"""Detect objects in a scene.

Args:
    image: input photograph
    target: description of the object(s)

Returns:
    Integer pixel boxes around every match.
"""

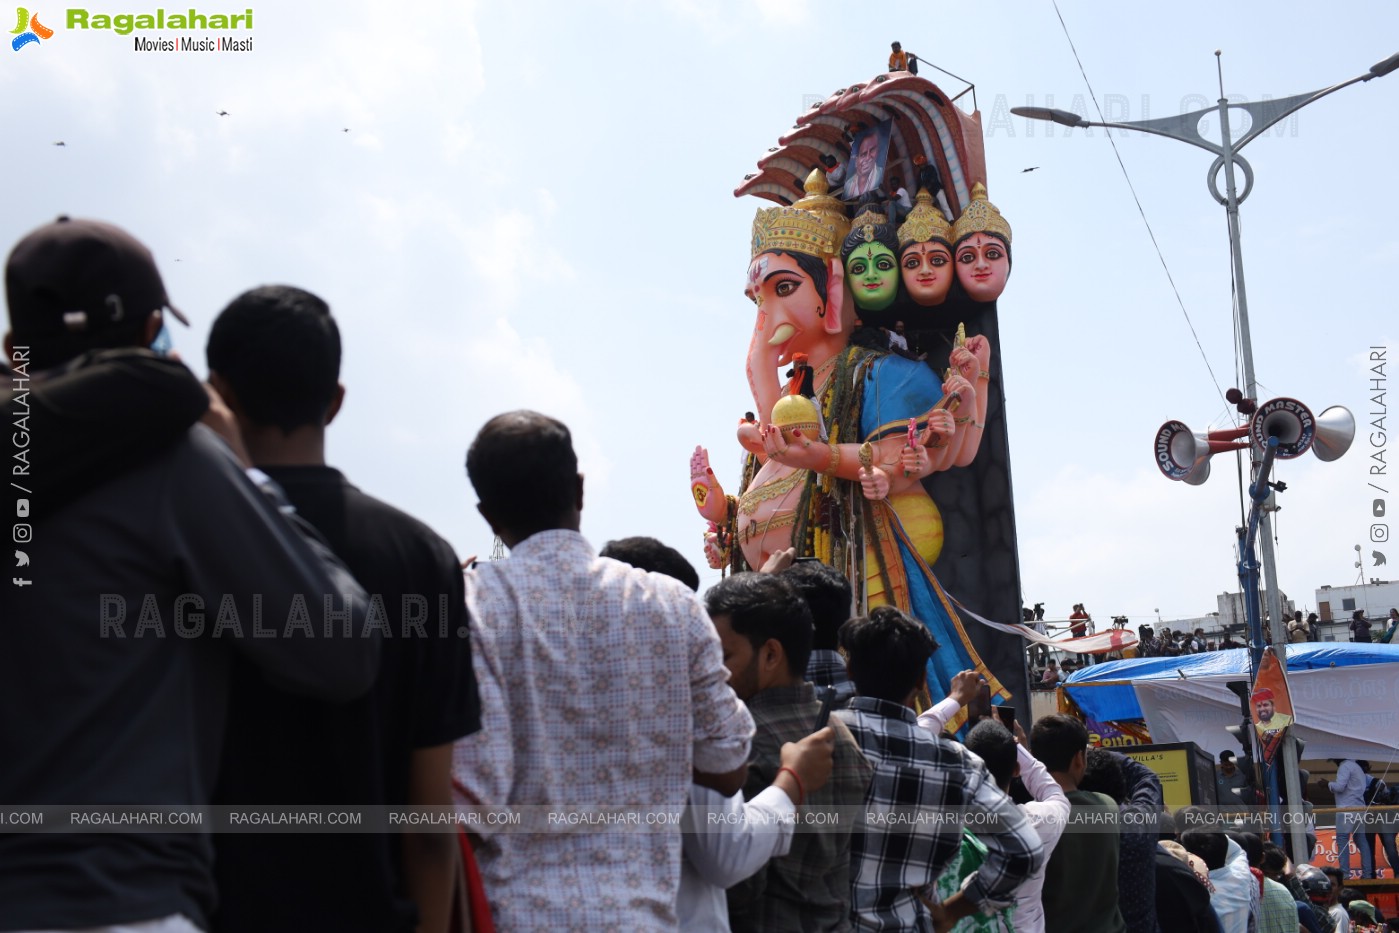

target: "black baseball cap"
[6,216,188,366]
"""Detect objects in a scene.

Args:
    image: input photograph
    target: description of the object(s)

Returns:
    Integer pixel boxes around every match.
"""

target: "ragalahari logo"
[11,7,53,51]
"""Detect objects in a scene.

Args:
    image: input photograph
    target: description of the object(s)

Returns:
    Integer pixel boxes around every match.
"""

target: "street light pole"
[1014,49,1397,862]
[1208,55,1302,854]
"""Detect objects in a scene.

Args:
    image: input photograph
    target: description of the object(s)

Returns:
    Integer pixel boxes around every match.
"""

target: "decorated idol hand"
[966,334,991,371]
[860,464,891,500]
[942,373,975,411]
[737,420,766,457]
[946,338,990,467]
[689,446,730,524]
[950,335,991,383]
[761,426,827,472]
[921,408,955,447]
[702,525,727,570]
[899,442,930,479]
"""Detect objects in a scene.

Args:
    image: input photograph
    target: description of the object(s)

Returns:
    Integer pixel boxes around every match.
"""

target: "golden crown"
[950,182,1012,246]
[897,188,952,248]
[751,170,850,259]
[849,204,889,231]
[751,207,842,260]
[793,169,852,242]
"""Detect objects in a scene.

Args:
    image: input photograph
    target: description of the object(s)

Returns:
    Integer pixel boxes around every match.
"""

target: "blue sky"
[4,1,1396,627]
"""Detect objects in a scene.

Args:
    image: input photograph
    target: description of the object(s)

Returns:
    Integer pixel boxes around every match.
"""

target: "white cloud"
[459,199,576,311]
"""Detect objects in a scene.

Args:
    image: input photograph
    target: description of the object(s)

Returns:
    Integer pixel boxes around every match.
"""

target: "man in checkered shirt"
[835,606,1045,931]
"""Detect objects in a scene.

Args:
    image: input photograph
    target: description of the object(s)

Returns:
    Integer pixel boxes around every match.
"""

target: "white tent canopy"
[1061,644,1399,762]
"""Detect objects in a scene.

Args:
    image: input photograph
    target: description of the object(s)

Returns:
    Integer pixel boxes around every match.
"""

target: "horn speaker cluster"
[1154,397,1355,483]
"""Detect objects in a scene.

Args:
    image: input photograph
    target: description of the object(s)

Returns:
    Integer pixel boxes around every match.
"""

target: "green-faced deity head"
[841,208,900,312]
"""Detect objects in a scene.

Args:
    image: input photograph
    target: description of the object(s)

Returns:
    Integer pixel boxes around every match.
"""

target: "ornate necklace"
[737,468,807,515]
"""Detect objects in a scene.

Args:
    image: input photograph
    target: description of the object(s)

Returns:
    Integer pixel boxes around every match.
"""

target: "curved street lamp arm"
[1012,105,1226,156]
[1230,73,1373,152]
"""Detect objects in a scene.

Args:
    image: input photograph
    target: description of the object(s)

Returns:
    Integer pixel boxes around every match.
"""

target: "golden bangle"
[977,369,991,380]
[823,443,841,475]
[955,415,972,425]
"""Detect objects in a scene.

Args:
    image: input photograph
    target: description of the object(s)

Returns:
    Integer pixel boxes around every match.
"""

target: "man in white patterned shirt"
[452,411,755,932]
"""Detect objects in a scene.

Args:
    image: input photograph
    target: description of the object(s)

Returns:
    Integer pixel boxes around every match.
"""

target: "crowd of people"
[2,219,479,933]
[4,217,1397,932]
[1026,605,1399,687]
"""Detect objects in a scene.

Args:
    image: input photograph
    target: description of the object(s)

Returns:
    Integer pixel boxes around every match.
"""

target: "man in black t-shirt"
[206,285,481,933]
[1350,609,1374,643]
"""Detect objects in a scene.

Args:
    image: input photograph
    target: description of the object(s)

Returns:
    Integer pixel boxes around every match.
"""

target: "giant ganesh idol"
[691,71,1032,713]
[690,169,1010,708]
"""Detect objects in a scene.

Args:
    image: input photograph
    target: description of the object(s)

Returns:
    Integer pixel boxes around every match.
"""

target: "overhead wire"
[1049,1,1232,416]
[1052,0,1253,528]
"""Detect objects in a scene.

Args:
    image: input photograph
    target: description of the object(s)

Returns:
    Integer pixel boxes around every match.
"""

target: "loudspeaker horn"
[1250,398,1315,459]
[1155,421,1251,482]
[1155,421,1208,481]
[1311,405,1355,462]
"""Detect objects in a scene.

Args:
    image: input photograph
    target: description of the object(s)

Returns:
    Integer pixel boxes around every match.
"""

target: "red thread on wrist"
[777,766,805,806]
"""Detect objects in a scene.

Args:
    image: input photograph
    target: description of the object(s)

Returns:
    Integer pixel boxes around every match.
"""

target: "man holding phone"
[963,719,1070,933]
[836,606,1044,931]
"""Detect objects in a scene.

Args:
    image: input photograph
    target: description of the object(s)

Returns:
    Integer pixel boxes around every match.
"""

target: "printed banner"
[1085,718,1149,749]
[1249,647,1294,766]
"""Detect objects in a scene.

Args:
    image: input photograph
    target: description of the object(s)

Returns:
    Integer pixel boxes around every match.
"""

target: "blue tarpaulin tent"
[1061,643,1399,761]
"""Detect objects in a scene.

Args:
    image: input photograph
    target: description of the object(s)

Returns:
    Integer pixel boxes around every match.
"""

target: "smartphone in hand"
[814,686,836,730]
[969,681,993,723]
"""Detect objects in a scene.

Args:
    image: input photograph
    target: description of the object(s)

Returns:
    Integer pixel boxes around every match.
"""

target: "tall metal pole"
[1014,50,1398,863]
[1238,441,1287,844]
[1215,53,1306,858]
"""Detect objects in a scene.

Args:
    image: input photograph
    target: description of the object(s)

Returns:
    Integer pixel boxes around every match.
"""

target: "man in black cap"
[0,217,379,933]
